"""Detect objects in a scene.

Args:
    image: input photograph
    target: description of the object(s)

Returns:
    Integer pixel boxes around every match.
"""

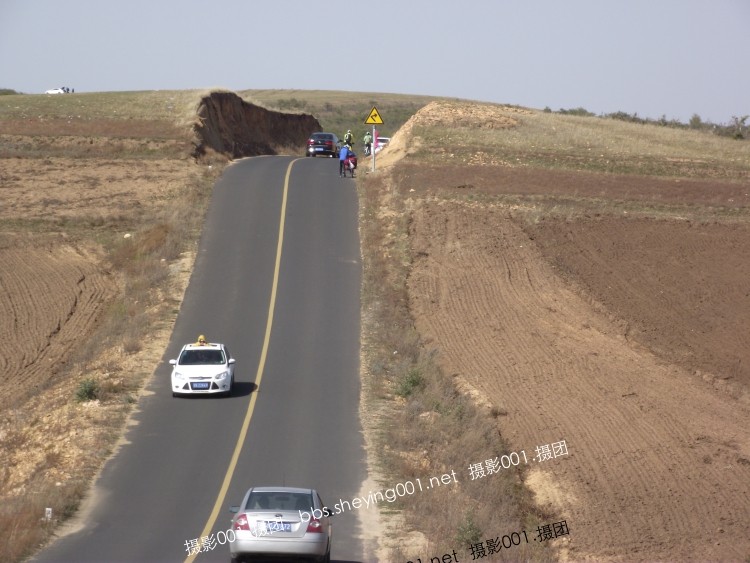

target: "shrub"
[689,113,702,129]
[394,366,425,397]
[543,106,552,113]
[123,337,142,355]
[455,510,482,548]
[605,110,641,123]
[276,98,307,110]
[558,107,596,117]
[0,88,22,95]
[74,378,99,402]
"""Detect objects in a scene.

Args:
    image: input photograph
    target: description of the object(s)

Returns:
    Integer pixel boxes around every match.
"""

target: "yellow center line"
[185,157,300,563]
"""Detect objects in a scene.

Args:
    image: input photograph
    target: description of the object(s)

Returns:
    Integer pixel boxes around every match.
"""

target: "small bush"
[74,378,99,402]
[0,88,22,96]
[558,107,596,117]
[276,98,307,110]
[490,406,508,417]
[394,366,425,397]
[689,113,702,129]
[543,106,552,113]
[122,337,142,355]
[96,379,123,402]
[455,510,482,548]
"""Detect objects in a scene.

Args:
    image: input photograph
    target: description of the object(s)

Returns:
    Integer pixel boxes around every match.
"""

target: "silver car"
[229,487,332,562]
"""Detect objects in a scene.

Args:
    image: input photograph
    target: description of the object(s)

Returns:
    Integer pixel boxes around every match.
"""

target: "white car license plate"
[265,521,292,532]
[191,382,210,390]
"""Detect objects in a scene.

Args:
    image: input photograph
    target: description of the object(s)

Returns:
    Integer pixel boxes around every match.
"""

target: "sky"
[1,0,748,124]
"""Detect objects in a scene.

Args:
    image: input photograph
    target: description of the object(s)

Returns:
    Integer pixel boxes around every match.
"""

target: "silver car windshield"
[246,492,313,512]
[178,350,225,365]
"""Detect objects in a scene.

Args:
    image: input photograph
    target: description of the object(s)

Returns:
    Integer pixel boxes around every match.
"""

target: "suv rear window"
[178,349,226,365]
[246,491,313,511]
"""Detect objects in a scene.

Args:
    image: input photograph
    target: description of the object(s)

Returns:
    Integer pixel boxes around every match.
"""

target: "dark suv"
[306,132,340,158]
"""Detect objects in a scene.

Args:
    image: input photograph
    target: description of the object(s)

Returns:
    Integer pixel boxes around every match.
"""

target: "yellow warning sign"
[364,106,384,124]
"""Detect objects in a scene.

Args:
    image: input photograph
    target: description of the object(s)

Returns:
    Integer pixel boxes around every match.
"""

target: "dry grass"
[0,477,86,562]
[0,90,205,123]
[358,171,554,561]
[398,101,750,178]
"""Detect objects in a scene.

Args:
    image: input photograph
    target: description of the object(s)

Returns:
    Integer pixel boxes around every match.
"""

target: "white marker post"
[364,106,384,173]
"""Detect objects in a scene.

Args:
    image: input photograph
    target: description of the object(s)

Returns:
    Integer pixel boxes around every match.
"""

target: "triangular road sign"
[364,106,384,124]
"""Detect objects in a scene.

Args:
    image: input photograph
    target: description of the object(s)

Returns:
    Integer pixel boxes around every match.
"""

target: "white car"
[169,342,235,397]
[374,137,391,153]
[45,88,66,95]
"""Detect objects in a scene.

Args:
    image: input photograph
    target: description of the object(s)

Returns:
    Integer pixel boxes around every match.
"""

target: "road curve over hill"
[34,156,367,563]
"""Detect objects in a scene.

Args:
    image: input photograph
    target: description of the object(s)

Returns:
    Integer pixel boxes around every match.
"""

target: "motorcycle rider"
[339,144,350,177]
[363,131,373,155]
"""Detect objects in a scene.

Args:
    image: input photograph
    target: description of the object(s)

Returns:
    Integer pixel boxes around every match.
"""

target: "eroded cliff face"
[194,92,321,158]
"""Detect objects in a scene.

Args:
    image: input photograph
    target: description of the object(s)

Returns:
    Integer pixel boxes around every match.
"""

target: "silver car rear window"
[178,350,226,365]
[246,491,313,512]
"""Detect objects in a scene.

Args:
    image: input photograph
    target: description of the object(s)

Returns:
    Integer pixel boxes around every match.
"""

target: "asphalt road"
[34,156,366,563]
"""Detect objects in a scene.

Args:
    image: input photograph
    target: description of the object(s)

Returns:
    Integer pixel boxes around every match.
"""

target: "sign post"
[364,106,384,172]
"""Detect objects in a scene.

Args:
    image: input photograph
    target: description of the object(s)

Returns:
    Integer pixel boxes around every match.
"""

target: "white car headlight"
[173,372,185,380]
[215,371,229,380]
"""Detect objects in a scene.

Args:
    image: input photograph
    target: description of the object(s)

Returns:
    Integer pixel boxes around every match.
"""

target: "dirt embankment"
[193,91,321,159]
[376,101,525,168]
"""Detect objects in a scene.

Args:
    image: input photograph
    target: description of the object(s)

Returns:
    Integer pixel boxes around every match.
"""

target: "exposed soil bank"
[194,92,321,158]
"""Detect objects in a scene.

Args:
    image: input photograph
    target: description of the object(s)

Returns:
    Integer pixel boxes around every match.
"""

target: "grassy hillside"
[400,102,750,179]
[239,88,448,147]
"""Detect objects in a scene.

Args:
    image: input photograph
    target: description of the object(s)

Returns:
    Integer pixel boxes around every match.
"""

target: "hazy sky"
[1,1,748,123]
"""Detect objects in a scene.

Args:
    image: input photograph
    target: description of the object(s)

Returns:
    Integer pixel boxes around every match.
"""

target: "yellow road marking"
[185,158,299,563]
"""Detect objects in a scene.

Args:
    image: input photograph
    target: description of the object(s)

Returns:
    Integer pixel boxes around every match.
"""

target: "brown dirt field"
[407,201,750,561]
[523,217,750,392]
[0,237,115,409]
[0,157,196,221]
[394,164,750,208]
[0,119,185,138]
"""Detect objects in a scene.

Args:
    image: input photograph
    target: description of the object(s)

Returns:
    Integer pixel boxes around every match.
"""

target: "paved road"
[34,156,366,563]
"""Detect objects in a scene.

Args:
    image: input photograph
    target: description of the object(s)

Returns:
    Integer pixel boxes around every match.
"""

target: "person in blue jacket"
[339,144,349,177]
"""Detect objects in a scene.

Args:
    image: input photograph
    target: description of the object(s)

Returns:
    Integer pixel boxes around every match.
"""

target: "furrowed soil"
[0,237,114,409]
[408,202,750,561]
[375,101,750,561]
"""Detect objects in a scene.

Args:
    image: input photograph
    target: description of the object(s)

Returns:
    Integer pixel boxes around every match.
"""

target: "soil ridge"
[193,91,321,159]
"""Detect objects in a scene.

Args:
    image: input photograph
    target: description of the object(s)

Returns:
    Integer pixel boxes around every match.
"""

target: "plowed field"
[408,201,750,561]
[0,239,114,408]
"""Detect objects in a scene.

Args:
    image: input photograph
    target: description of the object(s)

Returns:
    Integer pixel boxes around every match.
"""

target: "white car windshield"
[178,349,225,365]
